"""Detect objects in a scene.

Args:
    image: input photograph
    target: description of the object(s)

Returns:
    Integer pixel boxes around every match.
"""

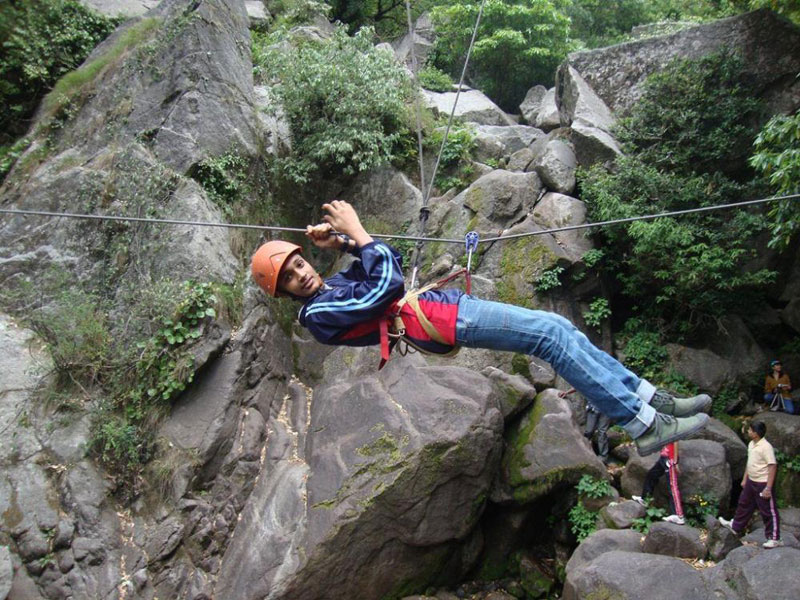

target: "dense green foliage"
[615,52,761,175]
[750,110,800,247]
[253,26,413,184]
[417,65,454,92]
[429,0,572,111]
[564,0,653,48]
[580,52,775,337]
[0,0,119,143]
[568,475,613,541]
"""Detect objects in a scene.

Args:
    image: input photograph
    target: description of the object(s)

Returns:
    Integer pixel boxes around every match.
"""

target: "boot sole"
[635,413,710,456]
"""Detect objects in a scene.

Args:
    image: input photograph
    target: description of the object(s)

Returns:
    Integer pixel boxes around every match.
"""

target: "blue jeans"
[455,295,657,437]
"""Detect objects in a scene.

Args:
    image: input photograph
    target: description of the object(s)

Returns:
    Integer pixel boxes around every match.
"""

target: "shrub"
[418,65,454,92]
[750,110,800,247]
[615,51,761,177]
[580,51,776,335]
[583,297,611,332]
[253,26,413,184]
[0,0,121,142]
[576,474,613,499]
[568,501,598,542]
[632,504,667,533]
[619,323,668,382]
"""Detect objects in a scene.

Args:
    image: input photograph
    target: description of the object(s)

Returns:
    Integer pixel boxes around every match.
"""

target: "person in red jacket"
[251,201,712,456]
[633,442,685,524]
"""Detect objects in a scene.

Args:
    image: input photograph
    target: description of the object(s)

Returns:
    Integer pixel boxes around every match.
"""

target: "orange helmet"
[251,240,302,297]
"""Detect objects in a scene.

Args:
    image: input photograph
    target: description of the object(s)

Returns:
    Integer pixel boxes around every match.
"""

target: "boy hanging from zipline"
[251,200,712,456]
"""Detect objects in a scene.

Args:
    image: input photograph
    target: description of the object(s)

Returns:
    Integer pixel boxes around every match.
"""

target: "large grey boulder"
[530,139,577,195]
[473,125,545,160]
[0,546,11,600]
[492,390,607,504]
[393,13,436,71]
[341,166,423,236]
[530,193,593,260]
[568,121,622,167]
[705,546,800,600]
[0,315,125,600]
[705,514,743,561]
[216,359,505,600]
[534,88,561,131]
[565,528,643,575]
[667,318,766,393]
[65,0,260,174]
[555,65,616,132]
[691,417,748,483]
[447,169,543,236]
[643,522,707,559]
[423,89,516,126]
[79,0,158,18]
[597,499,646,530]
[519,85,547,125]
[563,551,710,600]
[621,440,731,509]
[750,412,800,455]
[1,0,255,300]
[566,9,800,116]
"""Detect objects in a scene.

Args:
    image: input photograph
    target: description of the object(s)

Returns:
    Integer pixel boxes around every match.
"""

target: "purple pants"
[732,479,780,540]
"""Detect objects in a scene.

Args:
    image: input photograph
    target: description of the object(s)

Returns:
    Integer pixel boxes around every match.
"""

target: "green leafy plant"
[418,65,453,92]
[750,110,800,247]
[582,248,604,268]
[619,322,668,381]
[632,504,667,533]
[583,297,611,332]
[191,153,250,215]
[712,385,738,417]
[535,265,564,292]
[253,26,412,184]
[775,450,800,474]
[568,501,598,542]
[576,474,613,499]
[683,493,719,528]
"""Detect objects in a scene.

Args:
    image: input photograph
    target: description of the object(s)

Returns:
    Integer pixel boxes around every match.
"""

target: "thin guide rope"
[2,193,798,244]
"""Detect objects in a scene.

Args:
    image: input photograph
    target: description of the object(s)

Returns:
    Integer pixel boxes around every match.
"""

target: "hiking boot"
[632,495,648,507]
[763,539,783,549]
[649,389,713,417]
[663,514,686,525]
[634,412,710,456]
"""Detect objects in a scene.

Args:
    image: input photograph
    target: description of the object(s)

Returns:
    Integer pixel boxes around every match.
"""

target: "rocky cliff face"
[1,3,800,600]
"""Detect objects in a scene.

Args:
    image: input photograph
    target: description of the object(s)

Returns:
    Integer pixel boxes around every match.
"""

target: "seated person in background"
[764,359,791,411]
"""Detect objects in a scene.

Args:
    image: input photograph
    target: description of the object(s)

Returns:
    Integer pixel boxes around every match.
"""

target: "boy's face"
[747,427,759,441]
[278,253,322,297]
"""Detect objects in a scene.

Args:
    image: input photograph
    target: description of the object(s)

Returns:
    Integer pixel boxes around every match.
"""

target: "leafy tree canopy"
[429,0,572,111]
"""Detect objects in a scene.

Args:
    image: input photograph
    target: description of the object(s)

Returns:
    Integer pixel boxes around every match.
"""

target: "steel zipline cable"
[2,192,799,245]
